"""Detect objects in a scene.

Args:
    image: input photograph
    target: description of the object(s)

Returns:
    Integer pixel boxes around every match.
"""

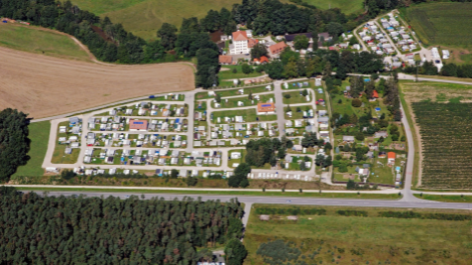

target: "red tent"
[372,90,379,98]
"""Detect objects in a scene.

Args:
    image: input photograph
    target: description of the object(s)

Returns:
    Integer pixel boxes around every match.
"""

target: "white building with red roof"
[230,31,250,55]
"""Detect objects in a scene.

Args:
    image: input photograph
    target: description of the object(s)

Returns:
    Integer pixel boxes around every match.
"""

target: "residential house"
[219,55,233,65]
[343,136,355,143]
[388,152,396,165]
[375,131,388,138]
[269,42,287,57]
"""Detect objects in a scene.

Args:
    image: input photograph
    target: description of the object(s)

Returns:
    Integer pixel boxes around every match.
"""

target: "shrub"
[351,98,362,107]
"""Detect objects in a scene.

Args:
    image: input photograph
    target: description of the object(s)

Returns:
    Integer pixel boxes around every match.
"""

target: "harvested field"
[0,47,194,119]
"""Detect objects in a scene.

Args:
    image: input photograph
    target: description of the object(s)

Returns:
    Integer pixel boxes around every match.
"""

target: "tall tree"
[0,109,30,182]
[157,23,178,50]
[225,239,248,265]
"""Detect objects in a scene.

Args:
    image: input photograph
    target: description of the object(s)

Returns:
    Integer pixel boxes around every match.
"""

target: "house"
[253,56,269,64]
[130,120,148,131]
[378,151,387,158]
[231,152,241,159]
[257,102,275,115]
[269,42,287,56]
[442,50,450,60]
[343,136,355,143]
[375,131,388,138]
[69,117,79,125]
[219,55,233,65]
[318,32,332,43]
[65,148,72,154]
[388,152,396,164]
[230,31,249,55]
[248,38,259,48]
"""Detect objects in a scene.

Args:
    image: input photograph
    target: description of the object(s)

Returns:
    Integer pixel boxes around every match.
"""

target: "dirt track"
[0,47,194,118]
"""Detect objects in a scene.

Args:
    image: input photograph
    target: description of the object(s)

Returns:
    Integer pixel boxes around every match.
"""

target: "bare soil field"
[0,47,194,119]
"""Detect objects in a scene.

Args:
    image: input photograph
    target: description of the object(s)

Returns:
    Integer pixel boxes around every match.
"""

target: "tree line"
[0,108,30,183]
[0,187,244,264]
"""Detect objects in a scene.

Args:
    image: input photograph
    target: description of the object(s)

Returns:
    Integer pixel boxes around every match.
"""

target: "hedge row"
[255,207,326,215]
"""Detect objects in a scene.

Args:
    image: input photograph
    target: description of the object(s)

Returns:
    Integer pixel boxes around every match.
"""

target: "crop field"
[0,47,194,119]
[69,0,241,40]
[0,24,91,61]
[245,204,472,264]
[412,102,472,189]
[403,3,472,47]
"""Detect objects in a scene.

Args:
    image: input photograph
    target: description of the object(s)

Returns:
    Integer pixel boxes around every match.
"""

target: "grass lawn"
[284,105,312,120]
[219,65,263,80]
[213,94,274,109]
[11,121,51,177]
[282,90,311,104]
[228,149,246,168]
[0,24,90,61]
[195,86,269,100]
[305,0,363,14]
[69,0,242,40]
[414,194,472,203]
[51,145,80,164]
[245,204,472,264]
[212,109,277,123]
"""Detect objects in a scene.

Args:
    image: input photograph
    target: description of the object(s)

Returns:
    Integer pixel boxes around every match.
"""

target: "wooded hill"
[0,187,244,264]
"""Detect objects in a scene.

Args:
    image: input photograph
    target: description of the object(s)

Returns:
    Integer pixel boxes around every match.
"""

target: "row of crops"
[412,102,472,189]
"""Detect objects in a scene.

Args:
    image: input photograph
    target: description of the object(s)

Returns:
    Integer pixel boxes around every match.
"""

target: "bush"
[355,132,365,141]
[351,98,362,107]
[336,210,368,217]
[186,177,198,186]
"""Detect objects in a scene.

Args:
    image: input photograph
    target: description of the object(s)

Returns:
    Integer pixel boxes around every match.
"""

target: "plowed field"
[0,47,194,119]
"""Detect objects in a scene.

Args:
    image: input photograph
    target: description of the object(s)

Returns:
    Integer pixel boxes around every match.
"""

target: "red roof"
[387,152,396,159]
[259,56,269,63]
[129,120,148,130]
[248,38,259,48]
[232,31,248,41]
[257,103,275,112]
[219,55,232,64]
[373,90,379,98]
[254,56,269,64]
[269,42,287,54]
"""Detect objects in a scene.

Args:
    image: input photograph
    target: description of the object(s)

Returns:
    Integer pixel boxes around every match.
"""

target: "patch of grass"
[213,94,274,108]
[0,24,90,61]
[414,194,472,203]
[305,0,363,14]
[403,3,472,48]
[11,121,51,178]
[211,109,277,123]
[245,204,472,264]
[282,90,311,104]
[70,0,242,40]
[219,65,264,80]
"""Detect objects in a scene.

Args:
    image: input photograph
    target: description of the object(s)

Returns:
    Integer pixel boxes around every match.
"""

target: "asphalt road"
[39,191,472,211]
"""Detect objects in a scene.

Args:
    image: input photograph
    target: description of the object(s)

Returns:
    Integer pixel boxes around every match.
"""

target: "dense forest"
[0,109,30,183]
[0,187,244,264]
